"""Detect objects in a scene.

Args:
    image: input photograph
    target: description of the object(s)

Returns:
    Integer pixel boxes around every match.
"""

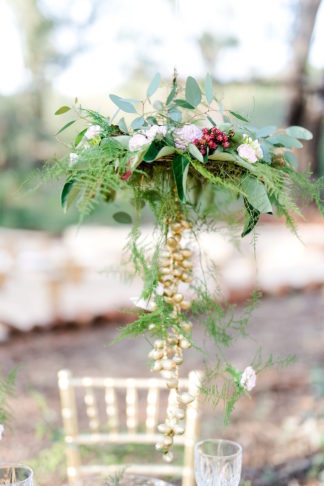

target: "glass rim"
[0,464,33,481]
[195,439,242,459]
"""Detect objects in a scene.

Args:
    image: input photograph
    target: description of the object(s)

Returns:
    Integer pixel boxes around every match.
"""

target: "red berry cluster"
[193,127,234,156]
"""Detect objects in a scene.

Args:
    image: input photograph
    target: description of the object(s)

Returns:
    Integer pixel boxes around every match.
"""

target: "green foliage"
[0,369,16,426]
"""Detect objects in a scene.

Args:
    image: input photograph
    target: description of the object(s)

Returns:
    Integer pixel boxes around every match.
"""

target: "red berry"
[223,141,230,148]
[217,135,223,141]
[202,128,209,134]
[194,139,199,145]
[200,148,206,155]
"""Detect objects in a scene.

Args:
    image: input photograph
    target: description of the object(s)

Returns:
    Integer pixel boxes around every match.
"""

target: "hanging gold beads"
[148,215,195,461]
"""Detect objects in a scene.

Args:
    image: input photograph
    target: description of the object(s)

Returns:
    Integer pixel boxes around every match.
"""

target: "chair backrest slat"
[125,379,139,434]
[105,386,119,433]
[83,380,99,432]
[146,381,160,434]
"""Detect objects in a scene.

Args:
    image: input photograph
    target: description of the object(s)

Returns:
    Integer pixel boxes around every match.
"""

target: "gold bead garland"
[148,215,195,461]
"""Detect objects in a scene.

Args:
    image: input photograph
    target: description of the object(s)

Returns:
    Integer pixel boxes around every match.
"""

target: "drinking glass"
[0,465,33,486]
[194,439,242,486]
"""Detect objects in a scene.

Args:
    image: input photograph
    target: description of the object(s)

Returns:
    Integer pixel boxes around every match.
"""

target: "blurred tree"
[198,32,238,74]
[287,0,323,175]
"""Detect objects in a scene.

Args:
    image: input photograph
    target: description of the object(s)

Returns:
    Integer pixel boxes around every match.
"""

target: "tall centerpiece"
[43,73,323,460]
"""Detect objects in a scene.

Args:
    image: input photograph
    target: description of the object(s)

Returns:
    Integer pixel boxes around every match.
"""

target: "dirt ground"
[0,290,324,485]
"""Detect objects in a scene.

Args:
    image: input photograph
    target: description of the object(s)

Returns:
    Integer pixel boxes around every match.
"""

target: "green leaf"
[255,126,276,138]
[207,115,216,126]
[153,100,164,111]
[174,99,195,109]
[241,198,260,237]
[188,143,203,162]
[155,146,176,160]
[229,111,249,122]
[74,128,87,147]
[131,116,145,129]
[61,179,80,213]
[56,120,76,135]
[185,76,202,108]
[172,155,190,202]
[205,73,213,105]
[208,152,235,162]
[267,134,303,148]
[143,141,160,162]
[55,106,71,115]
[113,211,132,224]
[241,176,272,214]
[147,72,161,98]
[114,135,131,149]
[260,142,272,164]
[166,84,176,105]
[168,107,182,122]
[109,94,137,113]
[286,125,313,140]
[284,150,298,169]
[118,117,128,134]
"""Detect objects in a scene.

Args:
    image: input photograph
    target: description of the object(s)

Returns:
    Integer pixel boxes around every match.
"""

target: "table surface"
[83,475,174,485]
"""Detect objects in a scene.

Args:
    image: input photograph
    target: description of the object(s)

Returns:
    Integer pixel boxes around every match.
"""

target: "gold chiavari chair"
[58,369,202,486]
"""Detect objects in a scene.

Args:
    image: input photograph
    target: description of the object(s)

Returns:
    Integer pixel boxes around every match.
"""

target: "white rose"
[129,133,151,152]
[0,424,4,440]
[237,144,258,163]
[240,366,256,391]
[173,124,202,151]
[130,296,156,312]
[69,153,79,167]
[146,125,167,141]
[84,125,102,140]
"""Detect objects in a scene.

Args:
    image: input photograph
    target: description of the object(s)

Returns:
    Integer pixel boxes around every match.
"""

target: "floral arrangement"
[42,73,323,460]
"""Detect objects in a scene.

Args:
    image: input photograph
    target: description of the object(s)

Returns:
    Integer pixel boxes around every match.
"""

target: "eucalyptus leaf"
[229,111,249,122]
[205,73,213,105]
[286,125,313,140]
[168,107,182,122]
[118,117,128,134]
[131,116,145,129]
[174,99,195,109]
[166,84,176,105]
[153,100,164,111]
[189,143,204,162]
[113,211,132,224]
[61,179,79,213]
[109,94,137,113]
[114,135,131,149]
[207,116,216,126]
[55,106,71,115]
[267,134,303,149]
[185,76,202,108]
[172,155,190,202]
[147,72,161,98]
[241,176,272,214]
[56,120,76,135]
[255,126,276,138]
[284,150,298,169]
[260,142,272,164]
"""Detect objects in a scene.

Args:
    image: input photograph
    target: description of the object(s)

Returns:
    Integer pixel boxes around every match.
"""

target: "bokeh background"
[0,0,324,484]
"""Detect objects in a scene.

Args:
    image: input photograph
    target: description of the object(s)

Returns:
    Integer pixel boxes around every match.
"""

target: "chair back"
[58,369,202,486]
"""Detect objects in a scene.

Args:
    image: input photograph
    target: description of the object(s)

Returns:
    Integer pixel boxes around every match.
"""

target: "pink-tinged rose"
[121,170,132,181]
[173,124,203,151]
[240,366,256,391]
[84,125,102,140]
[237,143,258,163]
[146,125,167,140]
[129,133,150,152]
[69,153,79,167]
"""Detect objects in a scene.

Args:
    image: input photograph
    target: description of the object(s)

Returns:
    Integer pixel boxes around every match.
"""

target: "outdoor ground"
[0,290,324,485]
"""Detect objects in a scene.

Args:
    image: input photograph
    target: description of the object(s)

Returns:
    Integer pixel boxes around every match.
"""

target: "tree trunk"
[287,0,323,174]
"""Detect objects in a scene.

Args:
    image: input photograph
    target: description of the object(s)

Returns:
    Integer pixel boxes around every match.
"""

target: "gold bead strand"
[148,215,194,461]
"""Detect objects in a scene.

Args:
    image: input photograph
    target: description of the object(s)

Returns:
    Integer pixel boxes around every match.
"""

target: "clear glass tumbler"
[194,439,242,486]
[0,465,33,486]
